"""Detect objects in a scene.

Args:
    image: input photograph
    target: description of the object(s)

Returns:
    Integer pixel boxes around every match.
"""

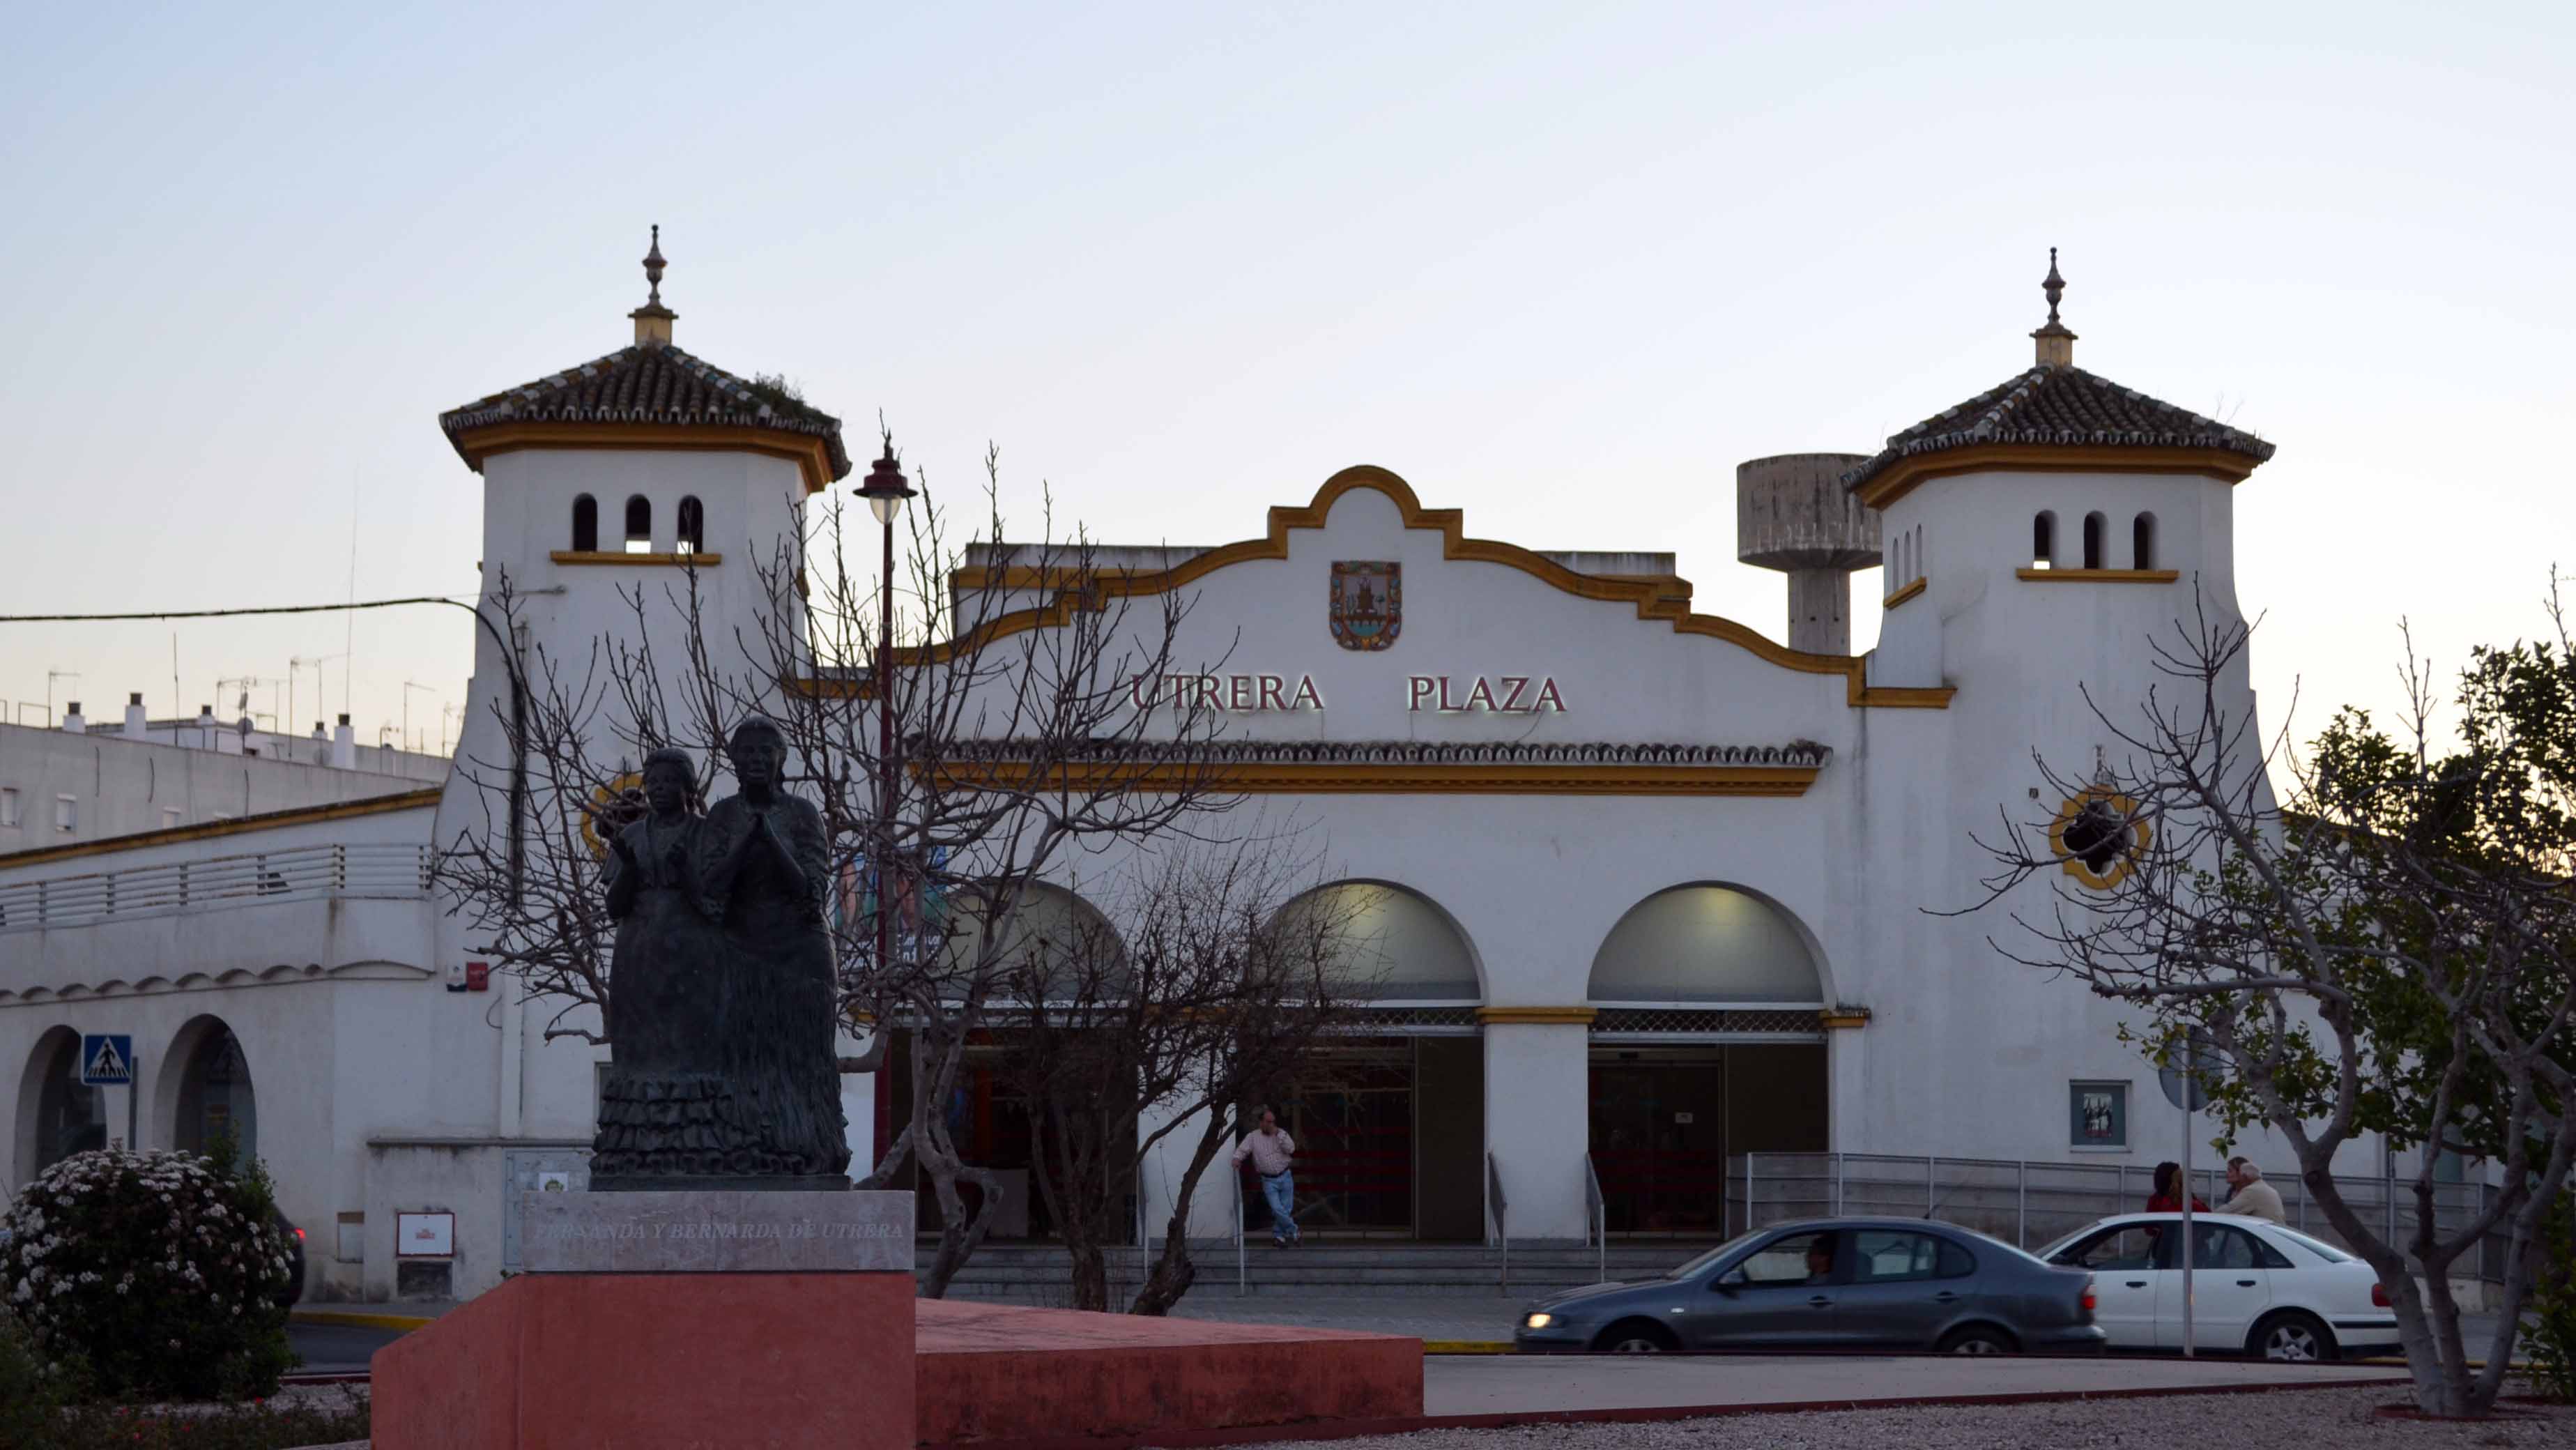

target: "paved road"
[1167,1291,2511,1356]
[289,1320,406,1375]
[1423,1352,2407,1414]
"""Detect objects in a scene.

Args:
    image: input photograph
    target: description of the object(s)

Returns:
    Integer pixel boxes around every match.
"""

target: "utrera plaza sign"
[1128,673,1569,715]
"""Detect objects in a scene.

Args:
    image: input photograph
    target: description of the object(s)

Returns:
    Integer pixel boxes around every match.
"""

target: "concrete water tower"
[1736,452,1880,655]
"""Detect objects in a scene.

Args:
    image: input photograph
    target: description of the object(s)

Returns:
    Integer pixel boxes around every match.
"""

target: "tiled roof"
[1844,365,2274,490]
[439,344,852,480]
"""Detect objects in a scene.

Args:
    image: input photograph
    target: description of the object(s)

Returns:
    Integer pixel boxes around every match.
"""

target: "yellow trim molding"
[550,550,724,567]
[879,468,1952,710]
[2048,786,2154,891]
[1853,443,2264,511]
[0,789,443,869]
[1476,1006,1599,1025]
[1820,1007,1873,1030]
[450,421,838,494]
[2015,567,2179,584]
[926,759,1820,798]
[1883,577,1926,609]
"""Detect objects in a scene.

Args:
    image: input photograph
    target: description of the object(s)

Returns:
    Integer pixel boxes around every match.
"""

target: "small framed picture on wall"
[2070,1081,2128,1151]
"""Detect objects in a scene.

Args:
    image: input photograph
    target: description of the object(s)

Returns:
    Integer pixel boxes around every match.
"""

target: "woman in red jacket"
[2145,1160,2209,1241]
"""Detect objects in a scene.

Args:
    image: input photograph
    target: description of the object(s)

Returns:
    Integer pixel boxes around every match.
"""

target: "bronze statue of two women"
[590,716,852,1191]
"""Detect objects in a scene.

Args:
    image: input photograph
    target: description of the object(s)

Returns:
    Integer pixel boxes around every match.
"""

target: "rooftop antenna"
[46,669,80,724]
[288,653,347,743]
[402,681,435,754]
[344,464,360,715]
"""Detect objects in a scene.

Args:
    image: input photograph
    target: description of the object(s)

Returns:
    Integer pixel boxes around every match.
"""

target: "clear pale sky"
[3,2,2569,761]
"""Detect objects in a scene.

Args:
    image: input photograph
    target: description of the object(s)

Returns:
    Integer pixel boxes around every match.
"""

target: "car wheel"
[1593,1320,1676,1354]
[1936,1325,2019,1355]
[2251,1311,2336,1364]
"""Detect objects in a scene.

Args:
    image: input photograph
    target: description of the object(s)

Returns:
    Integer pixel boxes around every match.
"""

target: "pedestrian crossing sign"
[79,1034,134,1086]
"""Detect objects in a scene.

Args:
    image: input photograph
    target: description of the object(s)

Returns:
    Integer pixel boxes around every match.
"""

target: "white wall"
[0,722,437,852]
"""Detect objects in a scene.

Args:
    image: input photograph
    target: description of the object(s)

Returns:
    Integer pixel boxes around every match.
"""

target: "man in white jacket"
[2220,1157,2287,1225]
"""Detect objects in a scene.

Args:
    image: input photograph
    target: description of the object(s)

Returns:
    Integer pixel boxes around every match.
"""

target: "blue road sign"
[79,1033,134,1086]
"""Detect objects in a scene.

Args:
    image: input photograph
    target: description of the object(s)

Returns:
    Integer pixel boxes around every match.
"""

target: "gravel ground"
[1255,1385,2572,1450]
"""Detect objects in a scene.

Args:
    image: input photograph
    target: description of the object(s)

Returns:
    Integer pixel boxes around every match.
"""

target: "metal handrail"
[1583,1152,1607,1285]
[0,841,431,933]
[1233,1157,1246,1295]
[1486,1150,1508,1295]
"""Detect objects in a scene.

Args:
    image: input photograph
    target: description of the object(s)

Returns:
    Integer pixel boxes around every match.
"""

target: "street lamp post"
[855,441,917,984]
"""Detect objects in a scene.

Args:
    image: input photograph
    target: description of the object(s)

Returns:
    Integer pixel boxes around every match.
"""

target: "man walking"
[1232,1106,1301,1247]
[2219,1157,2287,1224]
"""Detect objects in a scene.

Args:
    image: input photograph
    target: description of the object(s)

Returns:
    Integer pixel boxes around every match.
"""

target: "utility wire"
[0,595,493,624]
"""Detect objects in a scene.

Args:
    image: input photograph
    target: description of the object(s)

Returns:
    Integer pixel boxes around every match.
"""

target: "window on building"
[2032,512,2055,570]
[2082,512,2106,570]
[162,807,181,830]
[572,494,599,552]
[2132,512,2156,570]
[1,787,18,827]
[624,495,652,554]
[676,496,705,555]
[54,795,75,834]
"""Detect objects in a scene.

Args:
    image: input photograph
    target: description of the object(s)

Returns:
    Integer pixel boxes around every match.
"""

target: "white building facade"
[5,252,2345,1304]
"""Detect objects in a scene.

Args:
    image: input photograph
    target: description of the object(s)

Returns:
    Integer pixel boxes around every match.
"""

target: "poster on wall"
[2070,1083,2128,1150]
[395,1212,456,1258]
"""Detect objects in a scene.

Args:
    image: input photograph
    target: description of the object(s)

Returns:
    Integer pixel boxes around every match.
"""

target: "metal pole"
[1926,1154,1937,1217]
[2384,1145,2398,1249]
[2018,1159,2028,1249]
[127,1048,140,1152]
[875,508,896,1014]
[1835,1154,1846,1216]
[1743,1153,1754,1235]
[2181,1036,2196,1358]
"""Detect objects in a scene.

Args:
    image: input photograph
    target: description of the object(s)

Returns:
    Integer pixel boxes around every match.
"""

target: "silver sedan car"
[1512,1218,2106,1355]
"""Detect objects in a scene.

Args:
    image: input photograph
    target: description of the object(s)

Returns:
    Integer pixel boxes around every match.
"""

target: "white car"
[2034,1212,2398,1362]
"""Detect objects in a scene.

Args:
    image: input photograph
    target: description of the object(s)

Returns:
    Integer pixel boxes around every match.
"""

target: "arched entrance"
[15,1027,107,1184]
[1587,884,1828,1235]
[1265,881,1485,1240]
[171,1019,259,1159]
[877,883,1122,1241]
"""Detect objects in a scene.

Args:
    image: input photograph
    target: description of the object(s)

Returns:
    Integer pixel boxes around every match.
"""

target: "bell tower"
[426,234,855,1143]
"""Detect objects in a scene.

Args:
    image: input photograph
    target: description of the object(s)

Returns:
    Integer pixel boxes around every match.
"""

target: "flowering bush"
[1,1146,294,1399]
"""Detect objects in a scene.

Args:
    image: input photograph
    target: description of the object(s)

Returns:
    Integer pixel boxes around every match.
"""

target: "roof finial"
[2030,245,2076,368]
[630,224,677,348]
[643,224,666,306]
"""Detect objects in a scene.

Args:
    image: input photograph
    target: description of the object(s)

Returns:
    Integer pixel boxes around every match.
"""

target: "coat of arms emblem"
[1329,561,1401,651]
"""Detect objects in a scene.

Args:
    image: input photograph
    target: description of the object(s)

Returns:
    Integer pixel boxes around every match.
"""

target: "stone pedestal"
[372,1191,914,1450]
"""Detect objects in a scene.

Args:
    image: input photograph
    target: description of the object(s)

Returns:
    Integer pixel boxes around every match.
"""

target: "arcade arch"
[882,882,1125,1241]
[1259,880,1485,1239]
[160,1015,258,1159]
[14,1025,107,1186]
[1585,885,1830,1236]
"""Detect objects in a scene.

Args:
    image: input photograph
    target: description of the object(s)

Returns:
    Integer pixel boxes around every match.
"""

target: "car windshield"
[2267,1226,2355,1264]
[1664,1230,1765,1279]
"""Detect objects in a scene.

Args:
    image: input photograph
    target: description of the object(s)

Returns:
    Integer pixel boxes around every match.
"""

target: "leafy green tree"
[1969,588,2576,1418]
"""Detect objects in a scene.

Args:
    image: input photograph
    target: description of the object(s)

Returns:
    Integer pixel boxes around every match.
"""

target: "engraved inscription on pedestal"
[521,1190,915,1274]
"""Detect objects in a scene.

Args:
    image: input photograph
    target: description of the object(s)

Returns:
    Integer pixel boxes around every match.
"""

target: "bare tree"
[437,445,1246,1296]
[976,832,1378,1313]
[1961,587,2576,1418]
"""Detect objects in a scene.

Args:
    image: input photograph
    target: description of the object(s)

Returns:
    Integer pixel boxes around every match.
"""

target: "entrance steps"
[923,1241,1719,1303]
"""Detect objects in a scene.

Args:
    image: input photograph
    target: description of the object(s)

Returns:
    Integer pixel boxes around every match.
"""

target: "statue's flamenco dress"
[590,814,737,1182]
[692,793,852,1182]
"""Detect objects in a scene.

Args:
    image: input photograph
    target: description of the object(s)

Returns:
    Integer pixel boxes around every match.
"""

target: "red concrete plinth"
[916,1299,1421,1446]
[371,1272,914,1450]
